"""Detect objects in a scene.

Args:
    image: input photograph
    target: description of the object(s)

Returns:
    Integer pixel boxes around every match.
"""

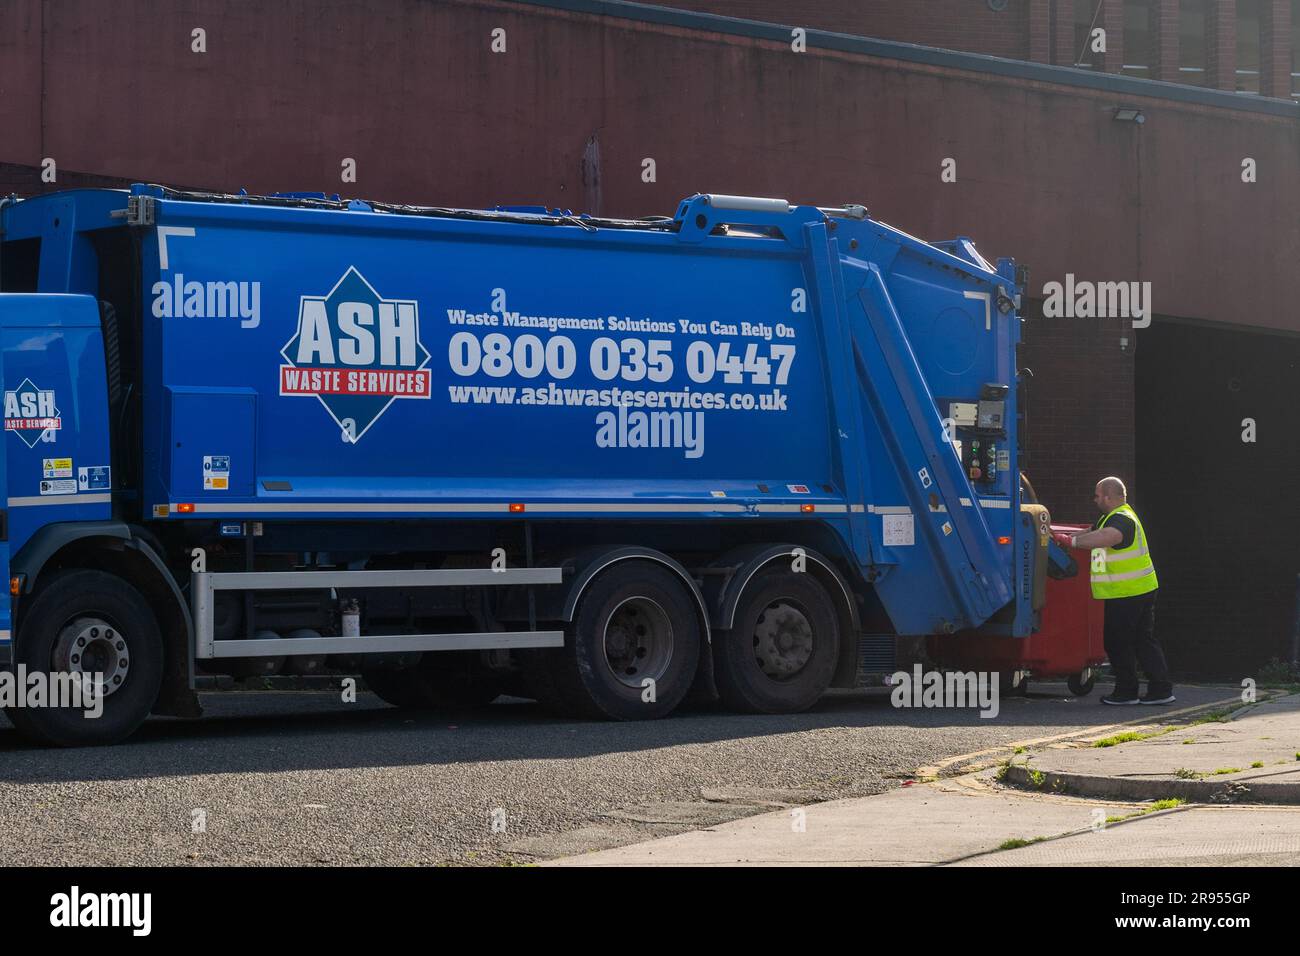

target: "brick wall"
[1261,0,1294,96]
[1018,299,1136,524]
[663,1,1298,95]
[0,162,132,199]
[1206,0,1238,89]
[653,0,1032,59]
[1136,319,1300,677]
[1154,0,1181,81]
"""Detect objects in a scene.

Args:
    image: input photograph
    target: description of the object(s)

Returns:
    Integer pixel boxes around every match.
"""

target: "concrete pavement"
[1003,692,1300,804]
[549,690,1300,866]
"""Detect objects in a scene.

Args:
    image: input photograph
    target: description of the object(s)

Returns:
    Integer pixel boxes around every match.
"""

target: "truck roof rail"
[126,183,682,233]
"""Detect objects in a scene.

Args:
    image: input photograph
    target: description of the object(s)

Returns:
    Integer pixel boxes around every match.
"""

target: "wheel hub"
[51,617,130,699]
[752,601,813,680]
[602,597,674,689]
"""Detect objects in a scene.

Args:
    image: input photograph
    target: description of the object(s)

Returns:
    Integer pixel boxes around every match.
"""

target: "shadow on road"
[0,683,1242,784]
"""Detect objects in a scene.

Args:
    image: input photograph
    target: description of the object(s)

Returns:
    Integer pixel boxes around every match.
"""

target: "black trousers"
[1103,590,1171,696]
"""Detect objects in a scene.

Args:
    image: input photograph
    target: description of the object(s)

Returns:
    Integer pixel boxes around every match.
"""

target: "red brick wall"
[654,0,1032,59]
[1154,0,1181,81]
[1,0,1295,334]
[1018,300,1135,524]
[1261,0,1293,96]
[1207,0,1238,89]
[0,162,132,198]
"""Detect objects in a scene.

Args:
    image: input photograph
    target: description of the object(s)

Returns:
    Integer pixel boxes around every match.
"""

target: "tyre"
[713,569,839,714]
[545,560,701,720]
[363,652,502,710]
[1067,671,1097,697]
[6,570,163,747]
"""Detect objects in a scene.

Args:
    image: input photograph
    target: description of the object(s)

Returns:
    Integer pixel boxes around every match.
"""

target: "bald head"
[1094,477,1127,513]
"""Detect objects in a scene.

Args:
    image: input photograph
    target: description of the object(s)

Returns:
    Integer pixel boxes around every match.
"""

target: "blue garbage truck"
[0,184,1051,744]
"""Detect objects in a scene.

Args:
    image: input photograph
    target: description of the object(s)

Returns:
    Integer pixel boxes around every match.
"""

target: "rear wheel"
[713,569,839,714]
[6,570,163,746]
[544,561,701,720]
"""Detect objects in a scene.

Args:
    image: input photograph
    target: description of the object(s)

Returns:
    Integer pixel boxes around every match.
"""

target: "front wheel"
[6,570,163,746]
[713,570,840,714]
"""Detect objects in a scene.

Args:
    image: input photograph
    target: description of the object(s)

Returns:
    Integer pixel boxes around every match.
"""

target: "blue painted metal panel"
[2,187,1036,636]
[0,294,114,557]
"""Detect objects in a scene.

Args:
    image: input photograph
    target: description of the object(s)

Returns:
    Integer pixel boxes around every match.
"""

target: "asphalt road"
[0,683,1242,865]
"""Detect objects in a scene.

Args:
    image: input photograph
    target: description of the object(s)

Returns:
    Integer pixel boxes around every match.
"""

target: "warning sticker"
[203,455,230,491]
[787,484,810,494]
[78,465,111,491]
[882,514,914,547]
[39,479,77,496]
[43,457,73,479]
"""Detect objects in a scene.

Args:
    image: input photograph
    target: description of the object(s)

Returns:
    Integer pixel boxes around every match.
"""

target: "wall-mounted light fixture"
[1113,108,1146,124]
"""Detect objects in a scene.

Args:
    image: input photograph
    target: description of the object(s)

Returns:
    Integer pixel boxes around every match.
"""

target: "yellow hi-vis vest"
[1090,503,1159,599]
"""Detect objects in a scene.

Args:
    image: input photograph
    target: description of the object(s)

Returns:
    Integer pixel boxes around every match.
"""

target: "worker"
[1068,477,1174,705]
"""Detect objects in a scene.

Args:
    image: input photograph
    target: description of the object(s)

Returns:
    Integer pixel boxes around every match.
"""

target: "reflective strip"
[850,504,866,513]
[977,498,1011,509]
[1092,565,1156,583]
[870,505,911,514]
[168,500,850,516]
[9,493,112,508]
[0,629,10,643]
[1106,545,1149,561]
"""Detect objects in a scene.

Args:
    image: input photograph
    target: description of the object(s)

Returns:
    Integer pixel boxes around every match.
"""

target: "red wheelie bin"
[926,523,1106,696]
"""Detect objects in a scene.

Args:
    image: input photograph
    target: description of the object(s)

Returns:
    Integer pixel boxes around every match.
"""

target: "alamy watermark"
[1042,274,1152,328]
[889,665,1000,719]
[0,665,103,718]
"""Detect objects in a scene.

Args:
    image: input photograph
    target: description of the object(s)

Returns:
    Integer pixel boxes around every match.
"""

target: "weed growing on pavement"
[1029,769,1045,787]
[1174,768,1200,779]
[1105,798,1185,825]
[1250,761,1264,768]
[1211,767,1242,775]
[996,836,1047,851]
[1182,739,1195,744]
[1092,726,1175,748]
[1149,798,1186,811]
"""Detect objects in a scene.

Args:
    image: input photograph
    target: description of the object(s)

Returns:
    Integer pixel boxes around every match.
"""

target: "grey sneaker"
[1101,693,1141,705]
[1140,692,1176,705]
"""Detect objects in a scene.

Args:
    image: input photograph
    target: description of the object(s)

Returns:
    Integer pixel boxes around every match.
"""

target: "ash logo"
[4,378,61,447]
[279,267,431,442]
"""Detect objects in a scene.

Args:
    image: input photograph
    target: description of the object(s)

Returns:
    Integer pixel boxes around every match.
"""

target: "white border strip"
[169,500,857,516]
[9,493,112,508]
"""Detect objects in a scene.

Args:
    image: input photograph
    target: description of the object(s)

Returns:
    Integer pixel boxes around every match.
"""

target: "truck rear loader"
[0,184,1053,745]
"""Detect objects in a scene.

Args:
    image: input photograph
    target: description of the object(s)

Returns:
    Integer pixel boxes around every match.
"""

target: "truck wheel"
[548,561,701,720]
[6,570,163,746]
[713,570,839,714]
